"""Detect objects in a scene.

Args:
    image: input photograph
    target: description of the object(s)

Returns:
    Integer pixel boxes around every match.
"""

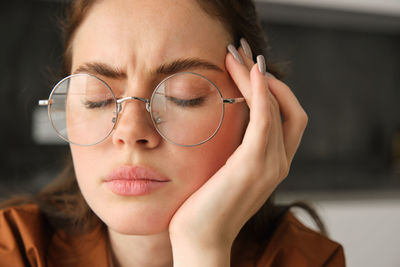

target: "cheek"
[216,103,248,149]
[180,103,248,181]
[69,146,99,206]
[69,144,113,212]
[70,146,99,180]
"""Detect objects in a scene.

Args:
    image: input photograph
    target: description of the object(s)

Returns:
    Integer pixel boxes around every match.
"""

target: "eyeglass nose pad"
[112,104,121,124]
[112,100,152,125]
[153,112,162,124]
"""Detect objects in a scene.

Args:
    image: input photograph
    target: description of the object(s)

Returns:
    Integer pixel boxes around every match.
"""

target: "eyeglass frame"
[39,72,245,147]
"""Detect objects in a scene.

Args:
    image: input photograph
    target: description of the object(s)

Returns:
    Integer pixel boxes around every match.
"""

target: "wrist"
[172,241,231,267]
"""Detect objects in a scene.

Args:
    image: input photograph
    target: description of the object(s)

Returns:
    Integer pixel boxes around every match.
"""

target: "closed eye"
[166,96,205,107]
[83,99,114,109]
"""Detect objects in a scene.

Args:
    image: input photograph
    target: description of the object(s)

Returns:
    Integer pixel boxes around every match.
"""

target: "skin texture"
[69,0,308,266]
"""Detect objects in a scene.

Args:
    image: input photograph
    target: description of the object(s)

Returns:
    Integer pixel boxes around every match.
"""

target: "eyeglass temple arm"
[39,97,244,106]
[223,97,245,104]
[39,98,244,106]
[38,100,53,106]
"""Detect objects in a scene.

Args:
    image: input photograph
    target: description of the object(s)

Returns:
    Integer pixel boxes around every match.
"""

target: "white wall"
[278,192,400,267]
[257,0,400,16]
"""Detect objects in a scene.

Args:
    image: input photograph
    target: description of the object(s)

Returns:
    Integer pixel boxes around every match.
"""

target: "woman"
[0,0,345,266]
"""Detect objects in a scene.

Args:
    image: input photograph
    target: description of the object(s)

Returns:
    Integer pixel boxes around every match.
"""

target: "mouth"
[104,165,170,196]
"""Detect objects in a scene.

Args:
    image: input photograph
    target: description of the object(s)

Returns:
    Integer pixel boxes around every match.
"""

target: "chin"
[94,205,174,235]
[107,218,170,235]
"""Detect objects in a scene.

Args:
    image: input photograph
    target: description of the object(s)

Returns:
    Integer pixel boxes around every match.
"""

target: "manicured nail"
[240,38,253,59]
[257,55,266,75]
[266,72,276,79]
[227,44,243,64]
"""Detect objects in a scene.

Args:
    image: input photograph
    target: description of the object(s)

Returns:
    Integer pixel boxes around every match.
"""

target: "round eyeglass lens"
[48,74,117,146]
[150,72,224,147]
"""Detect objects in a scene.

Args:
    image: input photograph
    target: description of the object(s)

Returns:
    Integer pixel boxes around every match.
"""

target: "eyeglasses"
[38,72,245,147]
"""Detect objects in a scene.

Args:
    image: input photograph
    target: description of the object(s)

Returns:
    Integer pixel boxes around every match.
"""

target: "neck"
[107,228,173,267]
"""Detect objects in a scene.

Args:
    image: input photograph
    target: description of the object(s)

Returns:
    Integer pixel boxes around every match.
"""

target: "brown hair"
[1,0,325,263]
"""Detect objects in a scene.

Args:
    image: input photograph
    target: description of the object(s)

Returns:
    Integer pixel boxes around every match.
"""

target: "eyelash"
[82,96,205,110]
[166,96,205,107]
[83,99,114,109]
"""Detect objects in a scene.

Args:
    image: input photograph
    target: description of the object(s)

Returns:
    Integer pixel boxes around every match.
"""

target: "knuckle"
[280,162,290,180]
[267,157,281,179]
[302,110,309,124]
[295,110,308,129]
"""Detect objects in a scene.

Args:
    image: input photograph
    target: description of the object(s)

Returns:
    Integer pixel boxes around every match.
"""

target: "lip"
[105,165,170,196]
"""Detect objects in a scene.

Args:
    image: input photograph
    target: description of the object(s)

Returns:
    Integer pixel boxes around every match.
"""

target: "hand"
[169,44,308,267]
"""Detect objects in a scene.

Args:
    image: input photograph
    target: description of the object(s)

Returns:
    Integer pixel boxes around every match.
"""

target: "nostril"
[117,138,125,145]
[137,139,148,144]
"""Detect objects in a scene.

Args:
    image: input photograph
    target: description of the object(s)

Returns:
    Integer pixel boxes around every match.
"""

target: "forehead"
[72,0,232,74]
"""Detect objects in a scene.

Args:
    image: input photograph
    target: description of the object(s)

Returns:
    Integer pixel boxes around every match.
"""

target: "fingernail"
[257,55,266,75]
[266,72,276,79]
[240,38,253,59]
[227,44,243,64]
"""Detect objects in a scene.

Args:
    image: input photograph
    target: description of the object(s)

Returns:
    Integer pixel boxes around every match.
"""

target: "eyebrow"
[154,58,223,74]
[73,62,127,79]
[72,58,223,79]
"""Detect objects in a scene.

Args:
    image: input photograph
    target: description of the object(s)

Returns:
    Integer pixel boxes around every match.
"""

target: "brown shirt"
[0,204,345,266]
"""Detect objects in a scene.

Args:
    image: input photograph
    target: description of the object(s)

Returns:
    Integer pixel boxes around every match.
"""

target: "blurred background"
[0,0,399,266]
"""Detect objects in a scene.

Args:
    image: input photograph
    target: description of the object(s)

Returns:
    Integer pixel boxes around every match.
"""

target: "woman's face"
[70,0,248,235]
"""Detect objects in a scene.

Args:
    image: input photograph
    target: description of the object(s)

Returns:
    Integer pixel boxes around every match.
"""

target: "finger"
[225,48,253,104]
[238,38,254,70]
[237,47,253,71]
[240,38,253,62]
[267,77,308,163]
[263,104,282,185]
[241,63,271,156]
[268,89,289,181]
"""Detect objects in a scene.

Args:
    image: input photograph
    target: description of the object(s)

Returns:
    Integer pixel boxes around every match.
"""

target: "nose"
[112,98,162,149]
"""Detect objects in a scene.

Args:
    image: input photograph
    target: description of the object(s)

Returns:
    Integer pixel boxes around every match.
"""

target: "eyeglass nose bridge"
[116,96,151,113]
